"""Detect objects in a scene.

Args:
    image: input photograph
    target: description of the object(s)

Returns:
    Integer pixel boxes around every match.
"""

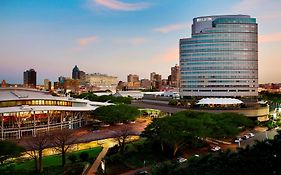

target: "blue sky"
[1,0,281,84]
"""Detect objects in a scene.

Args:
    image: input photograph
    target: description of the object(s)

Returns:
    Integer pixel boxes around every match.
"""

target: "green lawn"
[1,146,102,175]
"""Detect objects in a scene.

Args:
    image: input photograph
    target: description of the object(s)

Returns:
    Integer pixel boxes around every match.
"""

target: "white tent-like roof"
[197,98,243,105]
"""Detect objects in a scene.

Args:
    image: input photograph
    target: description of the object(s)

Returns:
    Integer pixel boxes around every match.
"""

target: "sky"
[0,0,281,84]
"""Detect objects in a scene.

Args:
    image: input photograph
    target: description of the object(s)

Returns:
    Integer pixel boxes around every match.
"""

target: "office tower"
[150,72,156,81]
[72,65,80,79]
[171,64,180,88]
[44,79,51,91]
[150,73,162,90]
[23,69,37,88]
[140,79,151,89]
[127,74,140,90]
[180,15,258,98]
[58,76,66,89]
[79,71,86,80]
[127,74,139,82]
[82,73,118,93]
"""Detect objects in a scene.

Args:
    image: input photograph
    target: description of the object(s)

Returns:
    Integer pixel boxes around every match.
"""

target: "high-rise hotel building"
[180,15,258,99]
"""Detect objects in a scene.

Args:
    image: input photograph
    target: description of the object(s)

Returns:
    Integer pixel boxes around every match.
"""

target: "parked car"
[248,132,255,137]
[211,146,221,152]
[234,137,243,143]
[177,157,187,163]
[135,170,149,175]
[242,135,250,140]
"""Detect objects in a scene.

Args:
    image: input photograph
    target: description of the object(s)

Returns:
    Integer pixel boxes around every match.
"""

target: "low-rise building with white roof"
[0,87,112,139]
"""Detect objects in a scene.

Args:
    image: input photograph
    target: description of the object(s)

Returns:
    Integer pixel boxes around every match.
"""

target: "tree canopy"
[259,91,281,103]
[92,104,139,124]
[72,93,132,104]
[152,131,281,175]
[142,111,254,156]
[0,140,25,164]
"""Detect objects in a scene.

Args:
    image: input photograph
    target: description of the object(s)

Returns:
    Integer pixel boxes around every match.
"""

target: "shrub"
[68,154,77,164]
[80,152,89,162]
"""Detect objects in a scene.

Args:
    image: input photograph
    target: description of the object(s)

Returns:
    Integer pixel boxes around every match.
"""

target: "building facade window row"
[0,100,72,108]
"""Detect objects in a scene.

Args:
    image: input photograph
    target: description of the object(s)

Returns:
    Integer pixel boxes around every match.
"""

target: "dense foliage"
[152,131,281,175]
[0,140,25,164]
[168,99,194,107]
[259,91,281,103]
[72,93,132,104]
[142,111,254,156]
[92,104,139,124]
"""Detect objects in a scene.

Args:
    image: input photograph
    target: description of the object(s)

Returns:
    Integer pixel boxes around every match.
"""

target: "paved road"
[130,101,186,113]
[240,129,278,148]
[18,118,150,149]
[74,118,150,143]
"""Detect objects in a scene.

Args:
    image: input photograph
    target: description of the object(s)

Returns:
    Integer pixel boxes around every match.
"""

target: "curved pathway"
[87,146,109,175]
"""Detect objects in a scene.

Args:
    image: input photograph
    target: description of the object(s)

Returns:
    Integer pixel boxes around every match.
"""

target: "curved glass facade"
[180,15,258,97]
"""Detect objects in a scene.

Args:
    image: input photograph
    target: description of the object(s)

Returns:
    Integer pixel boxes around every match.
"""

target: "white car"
[242,135,250,140]
[177,157,187,163]
[234,137,243,143]
[211,146,221,152]
[248,132,255,137]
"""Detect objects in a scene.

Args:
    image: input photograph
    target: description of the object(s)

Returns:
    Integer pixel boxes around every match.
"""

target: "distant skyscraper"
[23,69,36,88]
[140,79,151,89]
[79,71,86,80]
[150,72,162,90]
[150,72,156,81]
[180,15,258,98]
[127,74,139,82]
[127,74,140,90]
[44,79,51,91]
[171,64,180,88]
[72,65,80,79]
[81,73,118,93]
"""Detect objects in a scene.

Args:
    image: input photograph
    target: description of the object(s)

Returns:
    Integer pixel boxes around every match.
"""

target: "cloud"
[114,37,147,45]
[260,32,281,43]
[231,0,281,23]
[153,23,189,33]
[77,36,97,46]
[151,47,179,63]
[232,0,266,12]
[93,0,150,11]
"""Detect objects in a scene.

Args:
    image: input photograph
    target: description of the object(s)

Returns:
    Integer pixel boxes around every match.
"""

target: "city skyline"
[1,0,281,84]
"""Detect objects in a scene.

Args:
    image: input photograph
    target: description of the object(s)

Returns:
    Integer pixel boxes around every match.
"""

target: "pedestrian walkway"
[87,146,109,175]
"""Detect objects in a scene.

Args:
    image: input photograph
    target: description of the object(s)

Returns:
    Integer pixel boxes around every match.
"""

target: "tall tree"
[92,104,139,124]
[51,129,76,167]
[113,125,133,154]
[142,111,254,157]
[24,132,49,173]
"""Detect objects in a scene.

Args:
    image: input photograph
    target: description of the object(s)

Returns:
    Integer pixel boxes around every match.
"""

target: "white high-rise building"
[180,15,258,99]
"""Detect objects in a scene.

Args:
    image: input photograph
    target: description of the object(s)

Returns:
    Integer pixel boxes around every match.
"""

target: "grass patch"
[0,146,102,175]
